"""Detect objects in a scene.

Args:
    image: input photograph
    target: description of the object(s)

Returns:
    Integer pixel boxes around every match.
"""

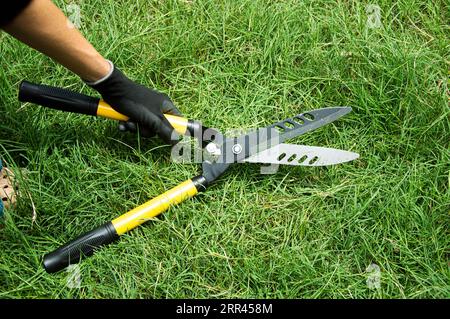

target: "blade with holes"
[243,144,360,166]
[267,107,352,144]
[202,107,354,182]
[222,107,353,163]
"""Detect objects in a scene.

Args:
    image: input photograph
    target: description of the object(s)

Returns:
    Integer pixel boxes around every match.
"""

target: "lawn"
[0,0,448,298]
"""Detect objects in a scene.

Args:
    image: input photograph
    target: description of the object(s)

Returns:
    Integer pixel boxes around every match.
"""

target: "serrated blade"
[202,107,353,182]
[268,107,352,144]
[223,107,353,163]
[243,144,359,166]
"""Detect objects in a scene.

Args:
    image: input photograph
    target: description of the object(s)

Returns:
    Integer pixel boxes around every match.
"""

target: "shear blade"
[243,144,359,166]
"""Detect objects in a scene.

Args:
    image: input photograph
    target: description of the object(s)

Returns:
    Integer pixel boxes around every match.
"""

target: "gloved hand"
[86,61,181,144]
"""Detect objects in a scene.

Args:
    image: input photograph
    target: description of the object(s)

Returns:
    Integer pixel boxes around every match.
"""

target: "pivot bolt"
[232,144,242,155]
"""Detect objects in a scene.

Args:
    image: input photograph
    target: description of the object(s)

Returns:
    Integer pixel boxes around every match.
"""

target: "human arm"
[2,0,180,142]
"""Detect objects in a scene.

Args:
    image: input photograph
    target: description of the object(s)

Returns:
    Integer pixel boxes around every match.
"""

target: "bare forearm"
[3,0,109,81]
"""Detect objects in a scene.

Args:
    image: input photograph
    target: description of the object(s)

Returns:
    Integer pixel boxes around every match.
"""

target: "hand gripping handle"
[19,80,197,135]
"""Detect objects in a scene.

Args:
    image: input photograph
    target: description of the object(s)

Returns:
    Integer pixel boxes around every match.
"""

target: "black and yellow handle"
[17,81,211,272]
[43,175,207,273]
[18,81,201,136]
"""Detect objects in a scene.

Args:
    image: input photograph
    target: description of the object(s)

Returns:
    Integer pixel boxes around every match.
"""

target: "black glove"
[87,63,181,144]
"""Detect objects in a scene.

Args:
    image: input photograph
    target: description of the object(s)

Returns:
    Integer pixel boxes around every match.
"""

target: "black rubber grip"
[19,81,100,116]
[43,222,119,273]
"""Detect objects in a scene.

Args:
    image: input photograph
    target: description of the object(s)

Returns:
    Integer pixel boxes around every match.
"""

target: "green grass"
[0,0,448,298]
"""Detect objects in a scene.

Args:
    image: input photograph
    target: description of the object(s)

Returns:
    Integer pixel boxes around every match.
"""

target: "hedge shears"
[18,81,359,273]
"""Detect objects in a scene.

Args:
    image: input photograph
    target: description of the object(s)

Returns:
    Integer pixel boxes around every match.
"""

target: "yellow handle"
[97,100,189,135]
[111,179,198,235]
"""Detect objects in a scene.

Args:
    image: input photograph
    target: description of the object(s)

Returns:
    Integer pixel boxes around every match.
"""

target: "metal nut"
[205,143,221,156]
[232,144,242,155]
